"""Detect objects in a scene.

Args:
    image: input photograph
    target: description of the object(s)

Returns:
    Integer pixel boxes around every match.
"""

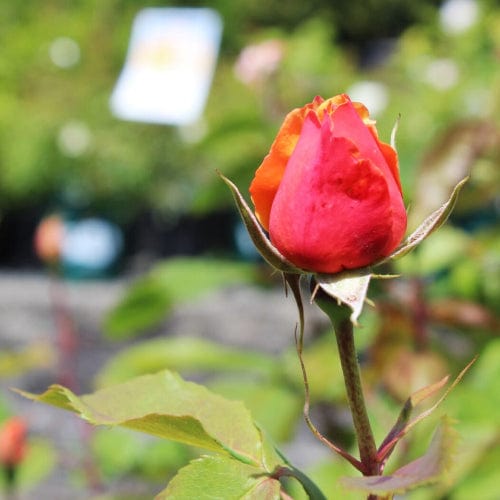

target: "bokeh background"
[0,0,498,498]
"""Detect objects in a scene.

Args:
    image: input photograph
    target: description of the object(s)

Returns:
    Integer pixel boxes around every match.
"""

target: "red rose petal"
[269,113,402,273]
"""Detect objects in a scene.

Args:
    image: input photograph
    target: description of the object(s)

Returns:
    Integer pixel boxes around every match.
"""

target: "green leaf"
[91,427,148,478]
[208,379,302,443]
[242,478,282,499]
[257,427,289,474]
[155,455,281,500]
[388,177,468,261]
[281,465,329,500]
[91,427,192,480]
[104,275,172,339]
[95,337,276,388]
[315,271,372,325]
[341,417,458,495]
[219,172,301,274]
[16,371,265,466]
[104,257,256,339]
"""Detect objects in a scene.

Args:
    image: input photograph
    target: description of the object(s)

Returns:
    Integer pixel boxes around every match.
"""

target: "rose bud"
[250,94,407,274]
[34,214,64,264]
[0,417,27,488]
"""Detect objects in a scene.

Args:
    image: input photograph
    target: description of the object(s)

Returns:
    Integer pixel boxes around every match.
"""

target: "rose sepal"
[317,176,469,323]
[314,271,372,325]
[220,171,374,324]
[381,177,469,263]
[221,174,468,326]
[218,171,302,274]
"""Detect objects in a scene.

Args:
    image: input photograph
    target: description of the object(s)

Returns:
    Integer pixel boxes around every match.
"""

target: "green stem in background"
[410,276,429,351]
[272,466,327,500]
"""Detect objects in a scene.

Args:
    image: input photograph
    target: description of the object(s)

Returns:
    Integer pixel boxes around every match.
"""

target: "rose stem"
[333,315,380,477]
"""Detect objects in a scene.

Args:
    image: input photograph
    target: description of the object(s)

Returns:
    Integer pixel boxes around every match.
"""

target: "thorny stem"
[287,274,365,474]
[302,280,385,498]
[295,328,365,473]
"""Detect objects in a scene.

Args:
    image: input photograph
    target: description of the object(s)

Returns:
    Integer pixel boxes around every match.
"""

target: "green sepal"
[386,177,469,262]
[219,172,301,274]
[315,271,372,325]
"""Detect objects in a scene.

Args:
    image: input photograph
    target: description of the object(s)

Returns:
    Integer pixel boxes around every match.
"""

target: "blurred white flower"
[49,37,81,68]
[57,121,92,157]
[347,81,389,117]
[440,0,479,34]
[234,39,284,86]
[424,59,460,90]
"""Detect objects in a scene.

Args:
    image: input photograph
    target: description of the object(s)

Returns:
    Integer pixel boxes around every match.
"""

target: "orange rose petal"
[350,101,403,194]
[377,141,403,194]
[250,99,322,229]
[0,417,27,466]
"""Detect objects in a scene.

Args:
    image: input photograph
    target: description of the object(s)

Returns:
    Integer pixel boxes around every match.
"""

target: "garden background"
[0,0,498,498]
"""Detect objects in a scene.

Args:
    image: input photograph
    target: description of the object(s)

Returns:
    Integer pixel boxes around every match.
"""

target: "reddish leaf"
[341,417,458,495]
[378,358,475,463]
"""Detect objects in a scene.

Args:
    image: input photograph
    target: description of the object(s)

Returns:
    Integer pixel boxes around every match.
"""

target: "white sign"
[110,8,222,125]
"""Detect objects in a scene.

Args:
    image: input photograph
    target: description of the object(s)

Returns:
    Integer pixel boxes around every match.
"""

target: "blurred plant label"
[110,8,222,125]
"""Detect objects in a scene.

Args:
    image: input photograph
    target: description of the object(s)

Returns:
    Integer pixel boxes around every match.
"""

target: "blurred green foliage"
[104,257,257,337]
[1,0,498,221]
